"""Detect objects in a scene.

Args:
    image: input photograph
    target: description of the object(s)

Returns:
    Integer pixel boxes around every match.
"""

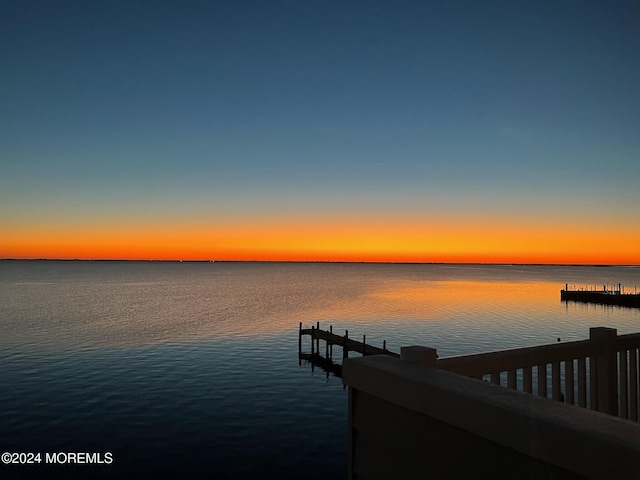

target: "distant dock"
[561,283,640,308]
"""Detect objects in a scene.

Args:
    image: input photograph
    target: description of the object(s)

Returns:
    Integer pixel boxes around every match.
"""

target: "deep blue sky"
[2,1,639,260]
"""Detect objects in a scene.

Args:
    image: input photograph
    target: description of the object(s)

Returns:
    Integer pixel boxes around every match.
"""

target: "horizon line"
[1,258,639,267]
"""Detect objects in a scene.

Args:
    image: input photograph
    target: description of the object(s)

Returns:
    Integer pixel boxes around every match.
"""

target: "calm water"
[1,261,639,478]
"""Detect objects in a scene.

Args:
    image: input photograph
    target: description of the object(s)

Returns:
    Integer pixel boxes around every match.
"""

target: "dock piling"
[344,330,349,360]
[325,332,329,359]
[329,325,333,357]
[298,322,302,366]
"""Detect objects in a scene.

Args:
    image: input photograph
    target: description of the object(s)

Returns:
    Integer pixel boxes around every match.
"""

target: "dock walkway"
[561,283,640,308]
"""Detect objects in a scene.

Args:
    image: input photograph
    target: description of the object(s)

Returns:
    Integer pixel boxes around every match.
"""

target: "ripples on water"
[1,261,639,477]
[1,342,346,478]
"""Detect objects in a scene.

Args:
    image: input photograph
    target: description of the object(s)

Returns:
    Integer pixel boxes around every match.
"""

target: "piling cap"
[400,346,437,367]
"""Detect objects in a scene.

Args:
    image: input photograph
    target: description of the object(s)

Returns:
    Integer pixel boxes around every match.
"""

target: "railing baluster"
[578,357,587,408]
[523,366,533,393]
[590,356,598,411]
[432,328,640,418]
[538,364,547,398]
[565,358,575,405]
[552,361,561,401]
[630,348,638,421]
[620,350,629,419]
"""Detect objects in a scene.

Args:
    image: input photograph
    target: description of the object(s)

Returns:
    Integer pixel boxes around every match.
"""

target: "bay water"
[1,261,639,478]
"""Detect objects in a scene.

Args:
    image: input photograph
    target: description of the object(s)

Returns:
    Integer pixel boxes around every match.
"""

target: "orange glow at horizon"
[2,216,640,265]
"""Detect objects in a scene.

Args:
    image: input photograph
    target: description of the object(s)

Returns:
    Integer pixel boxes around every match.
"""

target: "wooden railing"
[343,350,640,480]
[300,323,640,422]
[437,327,640,421]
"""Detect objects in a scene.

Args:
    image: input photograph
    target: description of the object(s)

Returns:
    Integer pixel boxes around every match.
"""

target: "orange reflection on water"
[295,279,560,328]
[373,280,556,316]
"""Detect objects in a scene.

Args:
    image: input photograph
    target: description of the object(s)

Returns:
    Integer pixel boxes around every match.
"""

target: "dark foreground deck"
[337,327,640,479]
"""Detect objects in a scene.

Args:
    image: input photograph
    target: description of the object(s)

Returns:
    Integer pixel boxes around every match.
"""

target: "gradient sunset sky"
[2,1,639,263]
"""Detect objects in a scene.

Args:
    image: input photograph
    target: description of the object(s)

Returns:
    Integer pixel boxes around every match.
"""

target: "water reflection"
[1,262,639,352]
[2,262,639,478]
[299,353,343,379]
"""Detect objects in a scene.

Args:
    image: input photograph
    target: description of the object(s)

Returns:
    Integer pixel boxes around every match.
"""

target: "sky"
[1,0,639,264]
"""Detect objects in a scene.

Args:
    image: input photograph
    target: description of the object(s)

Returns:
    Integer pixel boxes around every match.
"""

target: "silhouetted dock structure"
[298,322,399,377]
[561,283,640,308]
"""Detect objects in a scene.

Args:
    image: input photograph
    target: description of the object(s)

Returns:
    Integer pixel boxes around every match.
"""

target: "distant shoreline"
[1,259,638,267]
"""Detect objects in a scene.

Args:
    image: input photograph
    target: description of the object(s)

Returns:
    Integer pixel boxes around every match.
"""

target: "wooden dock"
[298,322,399,377]
[561,283,640,308]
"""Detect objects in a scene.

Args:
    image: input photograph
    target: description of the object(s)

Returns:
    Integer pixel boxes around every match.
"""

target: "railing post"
[590,327,618,416]
[401,346,437,367]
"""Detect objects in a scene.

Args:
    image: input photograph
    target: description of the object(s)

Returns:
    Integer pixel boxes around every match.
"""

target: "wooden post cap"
[401,346,437,367]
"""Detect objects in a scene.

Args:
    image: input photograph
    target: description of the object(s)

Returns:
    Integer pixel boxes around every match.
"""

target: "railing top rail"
[614,332,640,352]
[437,338,601,377]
